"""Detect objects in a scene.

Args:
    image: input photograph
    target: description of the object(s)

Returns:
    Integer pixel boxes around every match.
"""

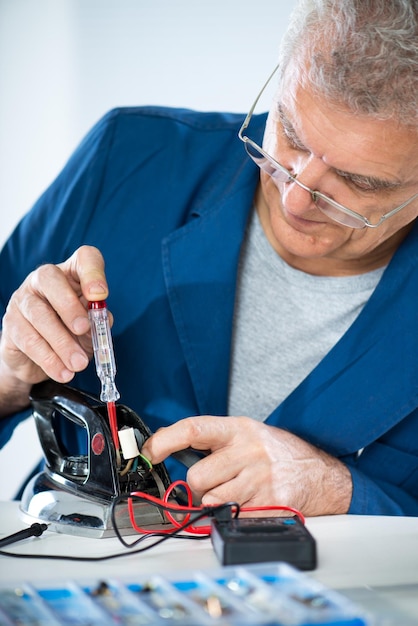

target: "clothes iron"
[20,380,173,538]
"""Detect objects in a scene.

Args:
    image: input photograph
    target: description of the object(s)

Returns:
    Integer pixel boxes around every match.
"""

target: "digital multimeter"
[211,516,317,570]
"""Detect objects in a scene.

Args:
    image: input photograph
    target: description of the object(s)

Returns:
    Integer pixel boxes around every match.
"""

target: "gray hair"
[278,0,418,124]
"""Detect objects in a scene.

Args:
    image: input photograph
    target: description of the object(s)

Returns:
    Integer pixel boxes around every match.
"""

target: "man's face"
[257,79,418,276]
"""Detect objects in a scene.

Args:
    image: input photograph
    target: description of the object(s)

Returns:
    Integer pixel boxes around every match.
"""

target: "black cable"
[0,523,48,548]
[110,493,239,549]
[0,501,239,562]
[0,532,208,562]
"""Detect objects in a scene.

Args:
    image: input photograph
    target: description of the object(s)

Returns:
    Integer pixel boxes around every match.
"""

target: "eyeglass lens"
[244,141,367,228]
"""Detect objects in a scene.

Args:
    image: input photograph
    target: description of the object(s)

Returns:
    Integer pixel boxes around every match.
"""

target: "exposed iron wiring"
[123,478,305,538]
[0,477,305,561]
[111,496,238,548]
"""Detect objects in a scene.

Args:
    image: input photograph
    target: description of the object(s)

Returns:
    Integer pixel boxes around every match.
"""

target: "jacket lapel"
[162,161,258,415]
[266,221,418,456]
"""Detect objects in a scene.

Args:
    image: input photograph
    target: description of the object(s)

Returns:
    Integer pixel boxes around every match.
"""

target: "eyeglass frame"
[238,64,418,229]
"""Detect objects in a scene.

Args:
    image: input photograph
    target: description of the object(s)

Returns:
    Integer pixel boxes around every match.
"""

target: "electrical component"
[211,516,317,570]
[23,381,174,538]
[88,300,120,449]
[88,300,119,403]
[22,379,310,547]
[118,427,141,460]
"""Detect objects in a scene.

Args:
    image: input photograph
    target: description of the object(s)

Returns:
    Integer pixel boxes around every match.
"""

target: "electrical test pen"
[88,300,120,451]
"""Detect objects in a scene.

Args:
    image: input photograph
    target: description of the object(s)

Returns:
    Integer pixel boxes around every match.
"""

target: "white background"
[0,0,296,499]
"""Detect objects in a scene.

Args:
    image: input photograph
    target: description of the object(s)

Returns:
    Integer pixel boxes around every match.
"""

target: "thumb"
[59,245,109,301]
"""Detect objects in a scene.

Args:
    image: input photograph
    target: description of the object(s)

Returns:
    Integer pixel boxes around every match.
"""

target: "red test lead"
[88,301,120,450]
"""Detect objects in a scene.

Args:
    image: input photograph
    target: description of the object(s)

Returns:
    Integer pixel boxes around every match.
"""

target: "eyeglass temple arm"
[239,63,281,139]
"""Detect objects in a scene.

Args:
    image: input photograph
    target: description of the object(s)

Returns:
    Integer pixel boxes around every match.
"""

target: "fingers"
[3,270,87,383]
[58,245,108,302]
[193,462,265,509]
[1,245,109,385]
[142,415,258,506]
[143,415,353,516]
[142,415,237,464]
[186,447,244,503]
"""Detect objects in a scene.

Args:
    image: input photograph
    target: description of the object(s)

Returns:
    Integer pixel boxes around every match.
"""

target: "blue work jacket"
[1,106,418,515]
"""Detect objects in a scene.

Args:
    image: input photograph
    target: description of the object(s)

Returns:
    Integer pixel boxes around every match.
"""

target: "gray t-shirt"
[227,209,385,421]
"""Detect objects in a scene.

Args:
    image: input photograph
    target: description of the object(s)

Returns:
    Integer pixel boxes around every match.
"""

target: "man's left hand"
[141,415,353,516]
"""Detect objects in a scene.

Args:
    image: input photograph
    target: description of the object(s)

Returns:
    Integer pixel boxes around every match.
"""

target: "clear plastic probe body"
[88,300,120,403]
[88,300,120,452]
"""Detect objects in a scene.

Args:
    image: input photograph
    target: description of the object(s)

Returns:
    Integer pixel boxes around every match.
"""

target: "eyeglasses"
[238,65,418,229]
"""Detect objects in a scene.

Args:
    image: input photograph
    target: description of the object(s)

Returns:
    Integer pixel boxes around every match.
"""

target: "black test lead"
[0,523,49,549]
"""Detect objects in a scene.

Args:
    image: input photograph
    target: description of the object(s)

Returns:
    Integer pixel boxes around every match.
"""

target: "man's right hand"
[0,245,109,417]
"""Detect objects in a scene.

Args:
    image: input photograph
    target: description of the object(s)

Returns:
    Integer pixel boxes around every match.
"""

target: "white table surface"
[1,501,418,623]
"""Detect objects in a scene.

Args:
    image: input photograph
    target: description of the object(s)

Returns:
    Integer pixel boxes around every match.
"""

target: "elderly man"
[1,0,417,516]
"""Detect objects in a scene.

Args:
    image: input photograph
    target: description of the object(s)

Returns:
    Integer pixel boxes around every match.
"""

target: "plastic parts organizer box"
[0,562,373,625]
